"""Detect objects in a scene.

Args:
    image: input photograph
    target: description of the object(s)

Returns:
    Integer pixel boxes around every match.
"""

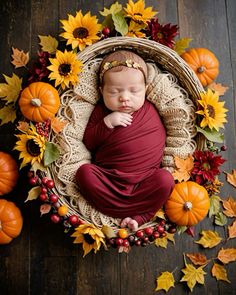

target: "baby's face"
[101,67,146,113]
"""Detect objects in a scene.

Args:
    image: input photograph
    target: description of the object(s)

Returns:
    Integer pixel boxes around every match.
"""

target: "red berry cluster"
[108,219,177,249]
[28,171,83,228]
[35,119,50,139]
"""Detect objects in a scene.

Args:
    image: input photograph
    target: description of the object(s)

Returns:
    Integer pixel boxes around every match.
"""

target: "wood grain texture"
[0,1,236,294]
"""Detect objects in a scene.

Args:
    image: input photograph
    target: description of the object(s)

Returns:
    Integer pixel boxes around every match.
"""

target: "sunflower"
[60,10,101,51]
[14,125,46,169]
[124,0,157,24]
[71,223,106,257]
[126,20,146,38]
[48,50,83,90]
[196,89,228,131]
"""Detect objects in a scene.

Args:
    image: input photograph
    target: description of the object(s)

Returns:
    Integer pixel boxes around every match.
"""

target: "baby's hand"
[104,112,133,128]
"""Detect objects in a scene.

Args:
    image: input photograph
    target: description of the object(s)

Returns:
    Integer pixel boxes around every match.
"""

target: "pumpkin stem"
[31,98,42,107]
[197,66,205,73]
[184,201,193,211]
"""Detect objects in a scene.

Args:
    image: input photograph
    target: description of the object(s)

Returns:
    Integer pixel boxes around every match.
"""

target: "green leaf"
[43,142,60,166]
[196,126,224,143]
[112,12,128,36]
[100,1,122,16]
[25,186,41,202]
[102,14,115,31]
[209,195,221,218]
[214,212,227,226]
[0,105,17,126]
[177,225,188,234]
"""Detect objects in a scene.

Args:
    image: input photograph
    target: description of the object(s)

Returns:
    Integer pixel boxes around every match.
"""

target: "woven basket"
[48,37,205,231]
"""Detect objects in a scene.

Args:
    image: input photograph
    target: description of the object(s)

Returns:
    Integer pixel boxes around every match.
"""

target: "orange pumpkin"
[0,199,23,244]
[0,152,19,196]
[181,48,219,87]
[18,82,60,122]
[165,181,210,226]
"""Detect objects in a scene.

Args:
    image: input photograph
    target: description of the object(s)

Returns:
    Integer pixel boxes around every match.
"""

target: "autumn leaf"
[222,196,236,217]
[101,225,116,239]
[31,160,47,174]
[209,195,221,218]
[172,155,194,182]
[11,47,29,68]
[100,1,122,16]
[0,73,22,104]
[211,263,230,283]
[166,233,175,244]
[17,121,29,132]
[154,208,166,220]
[228,220,236,239]
[186,253,210,266]
[195,230,222,248]
[214,212,227,226]
[155,236,168,248]
[225,170,236,188]
[208,82,229,96]
[25,186,41,202]
[40,203,52,216]
[174,38,192,55]
[0,105,17,126]
[180,264,206,292]
[155,271,175,292]
[38,35,58,54]
[217,248,236,264]
[51,117,68,133]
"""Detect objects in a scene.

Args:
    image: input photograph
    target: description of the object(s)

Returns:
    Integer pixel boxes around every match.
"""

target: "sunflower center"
[58,64,71,76]
[73,27,89,39]
[207,104,215,118]
[202,162,211,170]
[83,233,95,245]
[26,139,41,157]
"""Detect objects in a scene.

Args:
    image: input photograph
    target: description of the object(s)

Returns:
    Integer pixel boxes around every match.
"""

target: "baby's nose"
[119,94,129,102]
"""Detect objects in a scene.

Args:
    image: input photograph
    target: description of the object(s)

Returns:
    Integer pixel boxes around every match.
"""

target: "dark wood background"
[0,0,236,294]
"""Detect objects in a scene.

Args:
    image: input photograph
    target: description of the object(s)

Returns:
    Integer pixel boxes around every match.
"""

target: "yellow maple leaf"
[100,1,122,16]
[0,73,22,104]
[174,38,192,55]
[0,105,17,126]
[155,236,168,248]
[222,196,236,217]
[166,233,175,244]
[186,253,210,266]
[172,155,194,182]
[208,82,229,96]
[180,264,206,292]
[11,47,29,68]
[217,248,236,264]
[225,170,236,188]
[228,220,236,239]
[211,263,230,283]
[155,271,175,292]
[38,35,58,54]
[153,208,166,220]
[195,230,222,248]
[51,117,68,133]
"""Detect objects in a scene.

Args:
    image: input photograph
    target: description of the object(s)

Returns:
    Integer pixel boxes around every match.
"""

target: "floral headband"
[99,59,146,83]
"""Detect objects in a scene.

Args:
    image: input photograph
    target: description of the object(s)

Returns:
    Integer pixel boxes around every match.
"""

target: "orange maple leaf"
[208,82,229,96]
[228,220,236,240]
[225,170,236,188]
[51,117,68,133]
[172,155,194,182]
[11,47,29,68]
[16,121,29,132]
[186,253,210,266]
[222,196,236,217]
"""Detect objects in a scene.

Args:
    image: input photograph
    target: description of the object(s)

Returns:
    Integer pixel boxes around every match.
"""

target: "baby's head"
[99,50,148,113]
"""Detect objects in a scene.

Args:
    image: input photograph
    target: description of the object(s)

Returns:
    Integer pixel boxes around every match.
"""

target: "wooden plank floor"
[0,0,236,294]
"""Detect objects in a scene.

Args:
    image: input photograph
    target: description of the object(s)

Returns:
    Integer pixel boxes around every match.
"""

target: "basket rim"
[76,37,204,104]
